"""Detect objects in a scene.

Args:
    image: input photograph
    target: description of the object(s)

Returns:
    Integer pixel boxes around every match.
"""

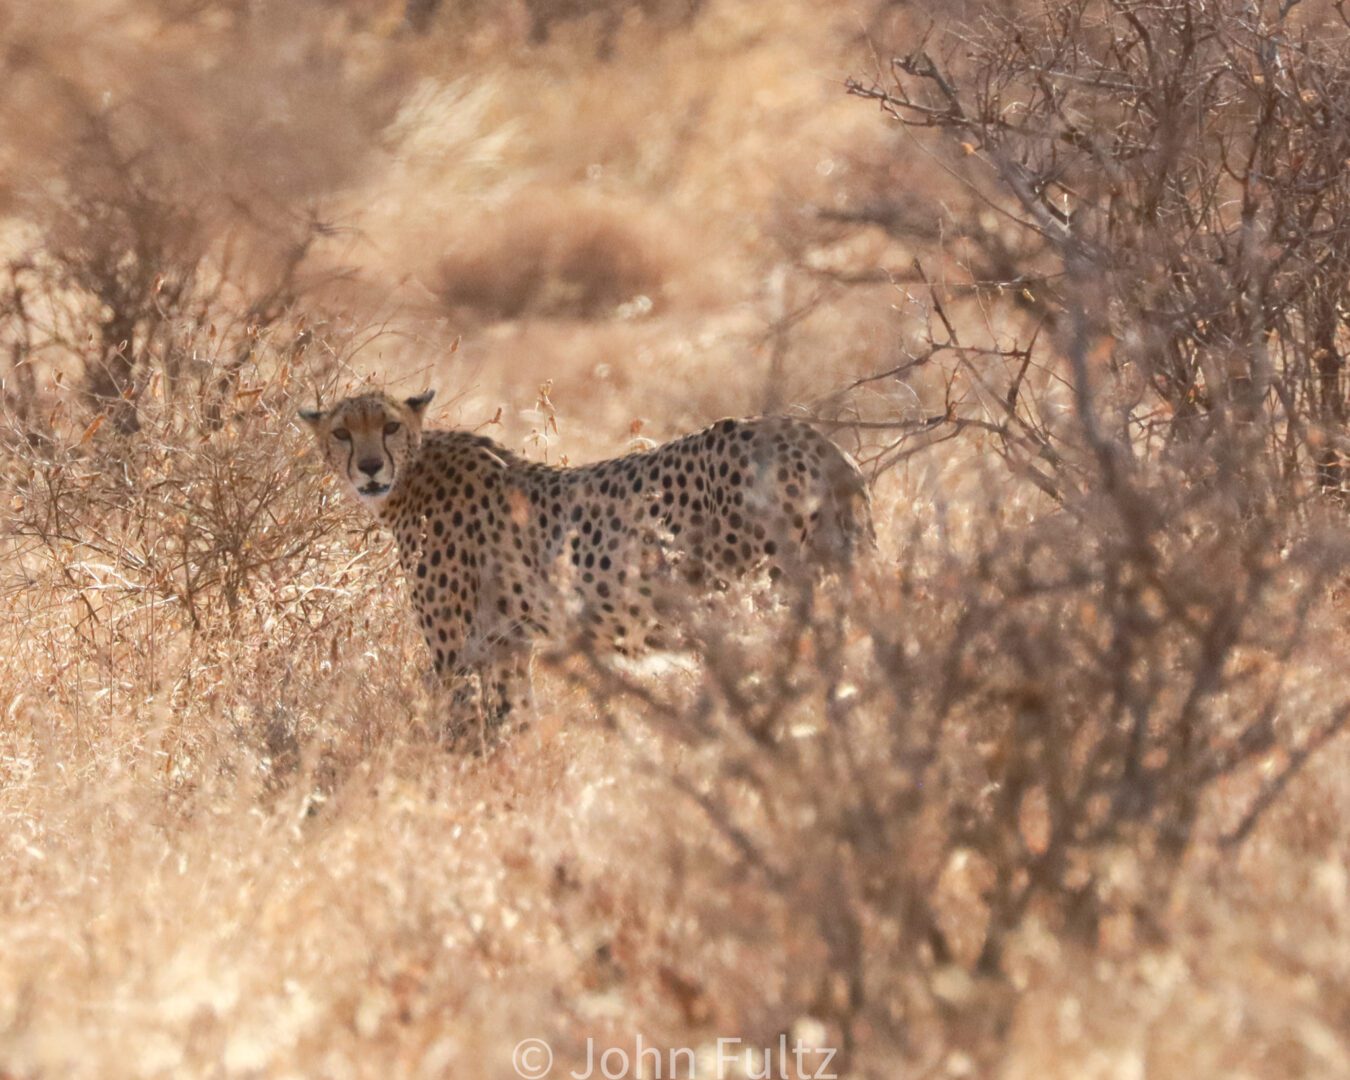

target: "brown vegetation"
[435,191,676,320]
[1,1,1348,1077]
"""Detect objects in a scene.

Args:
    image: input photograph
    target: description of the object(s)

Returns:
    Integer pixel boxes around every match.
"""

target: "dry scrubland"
[1,0,1350,1076]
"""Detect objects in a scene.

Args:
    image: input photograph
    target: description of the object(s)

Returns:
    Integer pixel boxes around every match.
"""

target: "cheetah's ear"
[298,406,325,428]
[405,389,435,417]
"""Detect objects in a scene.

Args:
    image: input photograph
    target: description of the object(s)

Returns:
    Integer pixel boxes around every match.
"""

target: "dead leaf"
[79,415,106,444]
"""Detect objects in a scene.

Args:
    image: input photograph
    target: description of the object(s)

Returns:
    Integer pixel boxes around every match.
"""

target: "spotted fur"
[301,390,873,724]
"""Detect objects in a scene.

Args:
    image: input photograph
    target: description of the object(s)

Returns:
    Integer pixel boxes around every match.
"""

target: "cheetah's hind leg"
[481,651,535,733]
[440,652,534,752]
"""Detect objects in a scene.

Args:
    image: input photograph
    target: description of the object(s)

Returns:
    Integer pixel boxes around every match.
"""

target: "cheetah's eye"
[384,421,402,435]
[332,428,351,442]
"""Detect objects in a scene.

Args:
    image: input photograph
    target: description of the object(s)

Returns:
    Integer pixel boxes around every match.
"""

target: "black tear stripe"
[381,431,392,479]
[344,441,356,482]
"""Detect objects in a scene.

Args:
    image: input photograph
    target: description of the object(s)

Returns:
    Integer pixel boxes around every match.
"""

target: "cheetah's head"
[299,389,435,510]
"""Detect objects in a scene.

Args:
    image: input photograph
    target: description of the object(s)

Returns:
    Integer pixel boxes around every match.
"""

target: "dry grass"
[1,1,1349,1078]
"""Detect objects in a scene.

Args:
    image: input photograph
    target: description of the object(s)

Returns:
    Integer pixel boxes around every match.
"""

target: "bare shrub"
[0,318,432,793]
[0,1,397,433]
[552,437,1348,1069]
[524,0,707,57]
[517,1,1350,1070]
[404,0,707,55]
[435,191,675,320]
[846,0,1350,496]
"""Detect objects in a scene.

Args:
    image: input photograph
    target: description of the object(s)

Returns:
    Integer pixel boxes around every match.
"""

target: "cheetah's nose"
[357,457,384,477]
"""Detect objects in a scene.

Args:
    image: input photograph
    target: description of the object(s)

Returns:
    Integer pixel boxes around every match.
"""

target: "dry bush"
[404,0,707,56]
[0,326,407,752]
[847,0,1350,495]
[551,428,1350,1072]
[476,1,1350,1071]
[7,342,332,619]
[435,190,677,320]
[522,0,706,57]
[0,0,400,433]
[515,0,1344,1069]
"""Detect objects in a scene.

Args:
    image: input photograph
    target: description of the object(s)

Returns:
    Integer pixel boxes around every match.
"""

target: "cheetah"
[300,389,873,724]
